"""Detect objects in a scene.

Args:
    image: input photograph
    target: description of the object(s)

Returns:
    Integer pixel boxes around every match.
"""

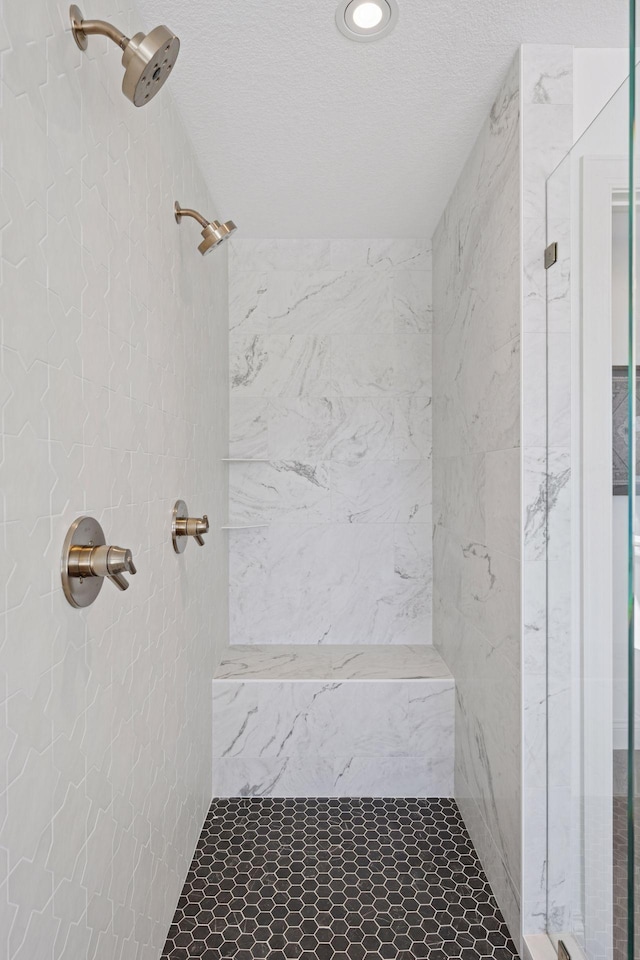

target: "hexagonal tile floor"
[161,797,519,960]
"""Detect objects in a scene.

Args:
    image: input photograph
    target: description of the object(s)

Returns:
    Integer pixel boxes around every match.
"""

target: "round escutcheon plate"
[69,5,89,51]
[172,499,188,554]
[61,516,106,608]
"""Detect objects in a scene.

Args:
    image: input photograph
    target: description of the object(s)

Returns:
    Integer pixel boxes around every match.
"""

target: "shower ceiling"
[137,0,626,238]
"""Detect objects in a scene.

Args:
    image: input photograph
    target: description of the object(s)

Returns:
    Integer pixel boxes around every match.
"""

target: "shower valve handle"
[104,546,137,591]
[174,515,209,546]
[67,543,137,592]
[171,501,209,553]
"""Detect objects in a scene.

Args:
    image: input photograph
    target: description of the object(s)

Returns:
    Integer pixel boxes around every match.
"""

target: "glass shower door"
[544,64,637,960]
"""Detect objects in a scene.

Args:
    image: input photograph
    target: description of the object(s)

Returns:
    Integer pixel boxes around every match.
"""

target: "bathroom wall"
[432,52,522,941]
[521,45,573,941]
[0,2,228,958]
[433,45,575,947]
[227,239,432,646]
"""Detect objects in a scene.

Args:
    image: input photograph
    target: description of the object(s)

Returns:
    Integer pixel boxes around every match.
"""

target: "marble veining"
[212,669,454,797]
[520,45,574,941]
[216,643,451,680]
[229,459,331,524]
[229,523,432,645]
[228,239,432,646]
[432,49,522,944]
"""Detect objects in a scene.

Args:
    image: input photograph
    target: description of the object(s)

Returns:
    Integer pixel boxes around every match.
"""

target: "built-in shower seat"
[212,645,454,798]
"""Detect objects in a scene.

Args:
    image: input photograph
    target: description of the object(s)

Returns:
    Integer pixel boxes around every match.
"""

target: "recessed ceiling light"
[352,2,383,28]
[335,0,399,42]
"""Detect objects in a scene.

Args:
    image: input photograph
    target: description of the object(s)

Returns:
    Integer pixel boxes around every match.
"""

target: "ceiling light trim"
[335,0,399,42]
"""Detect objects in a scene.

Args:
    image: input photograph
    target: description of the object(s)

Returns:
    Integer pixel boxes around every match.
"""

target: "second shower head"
[70,5,180,107]
[174,203,237,256]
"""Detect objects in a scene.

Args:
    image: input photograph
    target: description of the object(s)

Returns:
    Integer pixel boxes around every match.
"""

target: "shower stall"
[0,0,637,957]
[540,48,638,960]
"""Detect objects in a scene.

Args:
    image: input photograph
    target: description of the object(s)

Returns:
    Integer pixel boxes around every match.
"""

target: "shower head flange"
[69,5,180,107]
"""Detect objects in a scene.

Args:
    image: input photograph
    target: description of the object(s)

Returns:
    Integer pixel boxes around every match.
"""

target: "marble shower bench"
[212,646,454,798]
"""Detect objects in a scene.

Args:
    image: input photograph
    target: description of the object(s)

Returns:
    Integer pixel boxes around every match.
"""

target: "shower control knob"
[61,517,138,607]
[172,501,209,553]
[100,546,137,590]
[67,543,137,591]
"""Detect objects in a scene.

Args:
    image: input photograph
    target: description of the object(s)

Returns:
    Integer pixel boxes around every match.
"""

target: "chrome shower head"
[174,203,238,256]
[70,6,180,107]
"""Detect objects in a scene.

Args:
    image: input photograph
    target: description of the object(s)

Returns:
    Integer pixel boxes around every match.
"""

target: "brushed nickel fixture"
[174,202,237,256]
[61,516,137,607]
[172,500,209,553]
[69,5,180,106]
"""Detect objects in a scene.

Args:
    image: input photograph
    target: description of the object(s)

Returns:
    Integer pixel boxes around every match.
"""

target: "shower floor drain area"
[161,797,518,960]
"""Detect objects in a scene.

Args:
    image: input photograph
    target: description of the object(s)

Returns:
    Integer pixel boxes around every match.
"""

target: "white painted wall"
[0,1,229,957]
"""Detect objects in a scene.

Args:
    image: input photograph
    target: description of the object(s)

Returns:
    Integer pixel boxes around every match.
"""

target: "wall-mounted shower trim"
[174,201,237,255]
[174,205,210,230]
[61,516,137,607]
[172,500,210,553]
[69,5,180,107]
[70,7,128,50]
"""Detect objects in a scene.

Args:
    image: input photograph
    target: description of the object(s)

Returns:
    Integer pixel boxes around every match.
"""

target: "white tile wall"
[212,675,454,798]
[433,45,574,949]
[521,44,573,938]
[0,1,229,957]
[228,239,432,646]
[432,51,522,944]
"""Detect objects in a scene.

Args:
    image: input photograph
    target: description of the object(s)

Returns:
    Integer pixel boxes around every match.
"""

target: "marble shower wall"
[432,52,522,943]
[520,45,573,938]
[212,675,454,798]
[0,1,229,957]
[228,239,432,645]
[433,45,574,948]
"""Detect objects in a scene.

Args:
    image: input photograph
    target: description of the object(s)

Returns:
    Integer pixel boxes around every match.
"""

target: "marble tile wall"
[228,239,432,645]
[212,675,454,797]
[433,44,574,950]
[520,45,574,939]
[0,1,229,957]
[432,51,522,945]
[215,643,451,681]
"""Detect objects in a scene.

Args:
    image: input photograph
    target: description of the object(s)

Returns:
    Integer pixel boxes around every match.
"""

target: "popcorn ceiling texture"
[0,1,228,957]
[138,0,625,239]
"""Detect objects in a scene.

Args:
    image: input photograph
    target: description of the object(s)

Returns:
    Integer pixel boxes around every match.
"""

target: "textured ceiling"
[136,0,627,237]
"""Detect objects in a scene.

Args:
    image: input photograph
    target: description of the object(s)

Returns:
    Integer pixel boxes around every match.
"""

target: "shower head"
[174,202,238,256]
[70,6,180,107]
[197,219,237,255]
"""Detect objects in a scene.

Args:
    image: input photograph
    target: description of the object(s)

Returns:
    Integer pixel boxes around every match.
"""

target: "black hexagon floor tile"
[161,798,519,960]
